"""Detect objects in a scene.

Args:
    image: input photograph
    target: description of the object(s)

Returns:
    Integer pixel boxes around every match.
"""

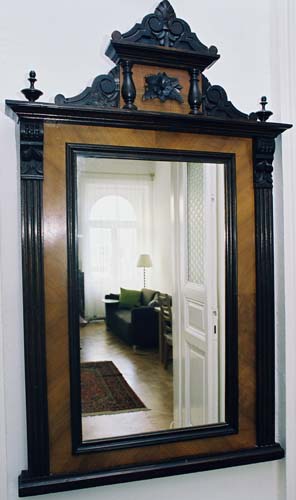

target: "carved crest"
[15,1,270,123]
[112,0,218,54]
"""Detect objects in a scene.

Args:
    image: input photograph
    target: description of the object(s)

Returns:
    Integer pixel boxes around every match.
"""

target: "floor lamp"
[137,254,152,288]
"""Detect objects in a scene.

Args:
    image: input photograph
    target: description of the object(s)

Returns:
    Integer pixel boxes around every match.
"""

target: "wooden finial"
[21,70,43,102]
[255,96,273,122]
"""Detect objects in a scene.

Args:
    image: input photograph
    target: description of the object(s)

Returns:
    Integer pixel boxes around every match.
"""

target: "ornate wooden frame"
[5,1,291,496]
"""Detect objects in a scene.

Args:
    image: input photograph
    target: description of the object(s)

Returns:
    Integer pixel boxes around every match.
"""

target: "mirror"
[76,155,226,441]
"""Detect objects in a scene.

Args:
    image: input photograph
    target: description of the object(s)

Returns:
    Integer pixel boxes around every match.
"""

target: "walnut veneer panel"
[43,123,255,474]
[121,65,193,114]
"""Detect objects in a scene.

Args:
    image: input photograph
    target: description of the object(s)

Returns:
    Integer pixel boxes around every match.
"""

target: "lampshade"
[137,254,152,268]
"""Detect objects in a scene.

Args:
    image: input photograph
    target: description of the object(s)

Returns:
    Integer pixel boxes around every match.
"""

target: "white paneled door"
[172,162,224,428]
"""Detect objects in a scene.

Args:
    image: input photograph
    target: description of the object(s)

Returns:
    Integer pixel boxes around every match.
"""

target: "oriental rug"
[81,360,148,416]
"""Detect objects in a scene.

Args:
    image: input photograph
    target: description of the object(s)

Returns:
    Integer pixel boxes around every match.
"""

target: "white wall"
[270,2,296,499]
[0,1,294,499]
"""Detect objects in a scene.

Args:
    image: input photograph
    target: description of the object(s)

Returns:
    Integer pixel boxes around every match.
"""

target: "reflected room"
[77,156,226,441]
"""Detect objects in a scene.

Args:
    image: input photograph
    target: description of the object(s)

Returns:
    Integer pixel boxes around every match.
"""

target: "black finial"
[156,0,176,20]
[255,96,273,122]
[21,70,43,102]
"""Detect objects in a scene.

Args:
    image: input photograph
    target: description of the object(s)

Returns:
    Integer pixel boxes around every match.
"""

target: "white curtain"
[78,173,153,319]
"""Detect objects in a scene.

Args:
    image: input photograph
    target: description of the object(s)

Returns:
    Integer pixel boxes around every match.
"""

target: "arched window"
[88,195,139,300]
[79,178,152,319]
[90,195,136,222]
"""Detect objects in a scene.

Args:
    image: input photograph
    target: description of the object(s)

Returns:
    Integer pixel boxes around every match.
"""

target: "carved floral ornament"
[143,72,184,103]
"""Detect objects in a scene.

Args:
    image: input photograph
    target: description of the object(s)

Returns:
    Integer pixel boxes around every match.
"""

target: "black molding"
[224,155,238,429]
[253,137,276,445]
[66,145,83,452]
[5,101,292,139]
[20,119,50,476]
[66,144,238,454]
[18,444,284,497]
[106,41,219,72]
[76,423,234,455]
[55,67,120,109]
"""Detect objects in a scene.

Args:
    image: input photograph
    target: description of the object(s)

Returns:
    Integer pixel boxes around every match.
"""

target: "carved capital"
[253,137,275,188]
[20,121,44,180]
[20,121,43,142]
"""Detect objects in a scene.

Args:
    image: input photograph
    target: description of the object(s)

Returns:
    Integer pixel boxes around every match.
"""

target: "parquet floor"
[80,321,174,440]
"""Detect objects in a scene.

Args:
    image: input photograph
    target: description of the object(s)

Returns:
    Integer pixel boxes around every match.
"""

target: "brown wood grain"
[120,64,194,114]
[43,123,255,474]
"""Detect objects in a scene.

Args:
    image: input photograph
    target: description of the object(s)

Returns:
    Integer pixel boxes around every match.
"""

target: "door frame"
[172,160,231,428]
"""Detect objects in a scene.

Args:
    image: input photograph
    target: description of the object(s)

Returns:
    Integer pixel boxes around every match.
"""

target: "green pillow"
[119,288,141,309]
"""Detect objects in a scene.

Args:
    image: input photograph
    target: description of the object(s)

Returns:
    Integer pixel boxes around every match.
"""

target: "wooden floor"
[80,322,173,441]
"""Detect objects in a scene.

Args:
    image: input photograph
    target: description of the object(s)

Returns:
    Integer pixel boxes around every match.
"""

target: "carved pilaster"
[253,136,276,446]
[20,119,49,475]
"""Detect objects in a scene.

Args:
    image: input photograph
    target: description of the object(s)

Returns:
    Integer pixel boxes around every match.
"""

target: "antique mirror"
[5,0,291,496]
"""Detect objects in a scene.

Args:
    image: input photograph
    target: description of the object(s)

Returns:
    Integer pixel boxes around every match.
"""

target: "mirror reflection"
[77,156,226,441]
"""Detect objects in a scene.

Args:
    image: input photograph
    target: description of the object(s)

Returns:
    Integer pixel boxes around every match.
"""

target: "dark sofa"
[104,288,159,348]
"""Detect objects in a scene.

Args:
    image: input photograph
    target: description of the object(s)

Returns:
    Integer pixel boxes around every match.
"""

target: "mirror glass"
[76,156,226,441]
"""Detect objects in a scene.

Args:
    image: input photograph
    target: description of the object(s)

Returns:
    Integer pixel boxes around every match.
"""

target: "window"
[78,176,152,318]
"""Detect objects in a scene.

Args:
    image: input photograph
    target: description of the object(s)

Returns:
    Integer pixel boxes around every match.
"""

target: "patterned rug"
[81,361,148,416]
